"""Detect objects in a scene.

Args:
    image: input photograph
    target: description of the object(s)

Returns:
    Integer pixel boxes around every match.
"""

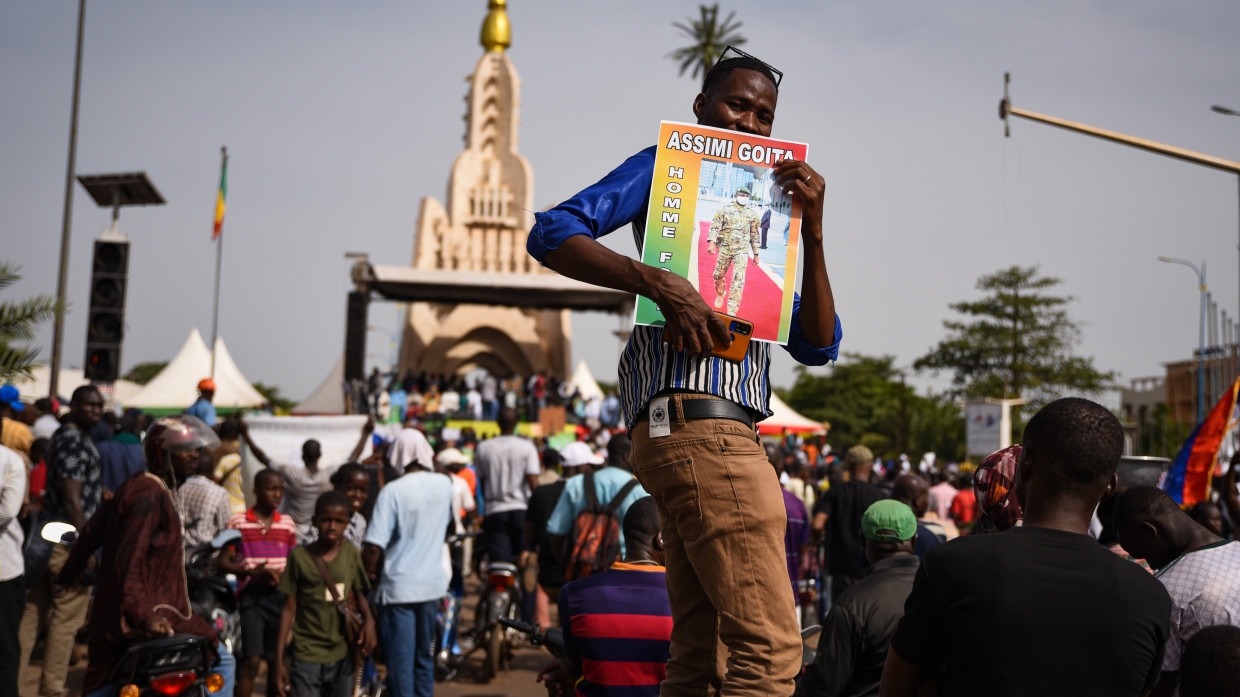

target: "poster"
[965,402,1003,458]
[634,121,808,344]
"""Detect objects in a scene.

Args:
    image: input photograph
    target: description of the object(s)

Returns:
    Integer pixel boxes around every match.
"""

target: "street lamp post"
[1159,256,1207,424]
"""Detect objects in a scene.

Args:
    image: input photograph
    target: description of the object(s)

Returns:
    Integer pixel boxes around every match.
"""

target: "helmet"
[975,445,1023,532]
[144,414,221,469]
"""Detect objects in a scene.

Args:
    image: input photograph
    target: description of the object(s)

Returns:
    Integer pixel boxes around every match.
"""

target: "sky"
[2,0,1239,406]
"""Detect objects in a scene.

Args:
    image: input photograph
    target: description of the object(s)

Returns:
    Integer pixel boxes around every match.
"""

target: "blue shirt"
[528,146,842,423]
[546,466,648,555]
[185,398,217,427]
[364,470,452,604]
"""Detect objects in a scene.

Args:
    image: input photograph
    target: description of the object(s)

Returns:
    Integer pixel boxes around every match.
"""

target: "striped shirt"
[227,508,297,586]
[558,562,672,697]
[529,146,842,424]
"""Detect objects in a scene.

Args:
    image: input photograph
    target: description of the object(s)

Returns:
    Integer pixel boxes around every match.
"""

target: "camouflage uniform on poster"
[708,186,761,316]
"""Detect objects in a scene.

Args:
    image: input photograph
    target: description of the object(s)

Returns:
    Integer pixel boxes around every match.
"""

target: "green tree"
[913,265,1116,412]
[0,261,59,383]
[669,4,746,81]
[778,354,966,460]
[123,361,168,386]
[252,381,295,413]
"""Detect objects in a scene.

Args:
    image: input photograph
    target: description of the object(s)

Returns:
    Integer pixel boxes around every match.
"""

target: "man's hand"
[751,250,760,265]
[143,615,174,638]
[251,561,281,586]
[536,660,575,697]
[364,416,375,434]
[773,159,825,242]
[654,273,731,357]
[707,241,717,255]
[274,663,290,697]
[359,618,378,654]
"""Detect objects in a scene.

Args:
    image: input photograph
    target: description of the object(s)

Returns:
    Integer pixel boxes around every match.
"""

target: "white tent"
[758,392,828,436]
[294,356,346,414]
[570,360,604,401]
[126,328,266,410]
[8,366,142,406]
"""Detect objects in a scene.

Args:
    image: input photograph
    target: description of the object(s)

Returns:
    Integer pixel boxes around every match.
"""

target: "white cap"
[560,441,605,468]
[435,447,470,467]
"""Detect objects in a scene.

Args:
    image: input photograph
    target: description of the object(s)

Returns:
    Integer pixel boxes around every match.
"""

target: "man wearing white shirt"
[0,441,27,697]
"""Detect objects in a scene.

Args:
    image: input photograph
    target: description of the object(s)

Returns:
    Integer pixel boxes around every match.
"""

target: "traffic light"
[83,240,129,382]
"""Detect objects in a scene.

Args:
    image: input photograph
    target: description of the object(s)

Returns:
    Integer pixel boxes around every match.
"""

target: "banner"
[634,121,807,344]
[239,414,372,508]
[966,402,1003,458]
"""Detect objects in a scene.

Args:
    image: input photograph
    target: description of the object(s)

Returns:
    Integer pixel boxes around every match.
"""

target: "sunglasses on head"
[716,46,783,88]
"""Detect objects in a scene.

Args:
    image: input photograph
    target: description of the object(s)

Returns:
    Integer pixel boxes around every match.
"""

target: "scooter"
[40,522,227,697]
[185,530,242,656]
[471,560,522,681]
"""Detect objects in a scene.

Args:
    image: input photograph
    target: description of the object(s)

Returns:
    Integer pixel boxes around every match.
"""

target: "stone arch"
[442,326,534,377]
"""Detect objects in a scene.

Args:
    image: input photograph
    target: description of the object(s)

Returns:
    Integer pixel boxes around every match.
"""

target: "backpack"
[564,470,640,582]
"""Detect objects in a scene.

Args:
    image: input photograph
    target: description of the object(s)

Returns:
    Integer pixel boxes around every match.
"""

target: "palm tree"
[670,4,747,82]
[0,261,59,383]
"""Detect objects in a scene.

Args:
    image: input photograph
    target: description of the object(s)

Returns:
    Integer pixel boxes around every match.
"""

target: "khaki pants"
[631,395,800,697]
[19,544,91,697]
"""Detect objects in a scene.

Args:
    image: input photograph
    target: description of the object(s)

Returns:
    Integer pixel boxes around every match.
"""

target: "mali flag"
[213,150,228,240]
[1162,377,1240,507]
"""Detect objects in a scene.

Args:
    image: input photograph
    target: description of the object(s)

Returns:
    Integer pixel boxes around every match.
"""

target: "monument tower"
[397,0,571,379]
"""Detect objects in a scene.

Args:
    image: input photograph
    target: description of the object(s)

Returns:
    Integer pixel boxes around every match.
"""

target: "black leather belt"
[632,396,756,428]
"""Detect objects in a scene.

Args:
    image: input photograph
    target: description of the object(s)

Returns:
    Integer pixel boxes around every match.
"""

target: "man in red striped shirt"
[538,496,672,697]
[219,469,297,697]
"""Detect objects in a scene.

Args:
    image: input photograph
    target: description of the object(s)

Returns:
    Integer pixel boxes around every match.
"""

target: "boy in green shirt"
[275,491,377,697]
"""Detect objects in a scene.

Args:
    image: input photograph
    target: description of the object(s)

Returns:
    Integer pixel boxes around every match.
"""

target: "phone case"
[711,313,753,362]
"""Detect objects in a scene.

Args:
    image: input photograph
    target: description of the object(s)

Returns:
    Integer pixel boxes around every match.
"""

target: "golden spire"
[480,0,511,52]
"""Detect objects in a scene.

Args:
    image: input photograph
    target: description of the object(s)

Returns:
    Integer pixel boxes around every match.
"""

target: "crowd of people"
[356,369,624,430]
[2,47,1240,697]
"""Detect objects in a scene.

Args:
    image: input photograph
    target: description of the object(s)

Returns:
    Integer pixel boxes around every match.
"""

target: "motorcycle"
[470,559,523,681]
[497,617,571,667]
[184,529,243,656]
[41,522,228,697]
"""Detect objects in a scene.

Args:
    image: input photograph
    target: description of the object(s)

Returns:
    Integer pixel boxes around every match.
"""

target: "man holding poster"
[527,49,841,697]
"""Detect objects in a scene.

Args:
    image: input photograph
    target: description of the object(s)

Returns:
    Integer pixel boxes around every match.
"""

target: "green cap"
[736,186,751,195]
[861,500,918,543]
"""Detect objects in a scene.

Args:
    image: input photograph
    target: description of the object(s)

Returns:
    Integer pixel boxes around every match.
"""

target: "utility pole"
[1000,73,1240,335]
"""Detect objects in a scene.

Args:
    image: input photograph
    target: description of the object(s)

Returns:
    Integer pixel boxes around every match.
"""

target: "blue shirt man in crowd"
[363,455,452,697]
[185,378,217,427]
[527,49,842,697]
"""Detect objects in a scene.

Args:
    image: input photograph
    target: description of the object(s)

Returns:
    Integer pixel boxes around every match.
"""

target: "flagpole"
[210,146,227,378]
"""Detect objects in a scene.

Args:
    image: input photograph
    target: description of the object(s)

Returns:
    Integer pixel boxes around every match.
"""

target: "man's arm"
[878,647,934,697]
[347,417,375,463]
[0,454,26,533]
[798,605,857,697]
[773,159,836,351]
[543,236,729,357]
[60,479,86,530]
[238,421,273,468]
[362,542,384,581]
[530,148,729,357]
[273,594,296,697]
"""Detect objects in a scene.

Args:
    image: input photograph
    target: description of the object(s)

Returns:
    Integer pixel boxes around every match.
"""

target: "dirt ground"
[21,578,554,697]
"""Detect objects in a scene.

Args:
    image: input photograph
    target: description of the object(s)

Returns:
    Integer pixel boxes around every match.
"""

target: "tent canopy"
[126,329,266,410]
[8,366,142,406]
[570,360,603,401]
[295,356,346,415]
[758,392,828,436]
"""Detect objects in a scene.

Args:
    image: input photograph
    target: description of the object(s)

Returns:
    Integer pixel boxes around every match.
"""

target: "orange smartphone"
[711,313,753,362]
